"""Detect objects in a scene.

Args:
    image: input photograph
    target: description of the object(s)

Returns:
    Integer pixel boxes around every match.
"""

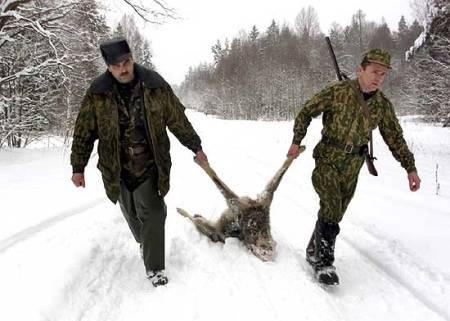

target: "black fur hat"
[99,38,132,65]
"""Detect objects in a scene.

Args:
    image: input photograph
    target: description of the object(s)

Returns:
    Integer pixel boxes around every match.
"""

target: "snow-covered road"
[1,112,449,321]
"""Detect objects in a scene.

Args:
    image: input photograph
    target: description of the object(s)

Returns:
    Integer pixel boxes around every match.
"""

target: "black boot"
[147,270,168,287]
[309,218,340,285]
[305,227,316,265]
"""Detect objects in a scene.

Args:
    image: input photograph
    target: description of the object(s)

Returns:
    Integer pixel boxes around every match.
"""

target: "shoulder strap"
[346,80,371,120]
[346,80,377,166]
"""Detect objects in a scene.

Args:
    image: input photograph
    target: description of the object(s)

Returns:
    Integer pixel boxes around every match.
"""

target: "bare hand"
[72,173,86,188]
[194,150,208,164]
[407,171,421,192]
[287,144,301,159]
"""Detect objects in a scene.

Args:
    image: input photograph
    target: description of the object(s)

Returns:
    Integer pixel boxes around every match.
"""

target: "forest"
[0,0,448,148]
[179,3,449,125]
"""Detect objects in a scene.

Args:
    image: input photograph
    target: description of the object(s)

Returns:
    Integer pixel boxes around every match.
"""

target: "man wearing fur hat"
[287,48,421,285]
[70,38,207,286]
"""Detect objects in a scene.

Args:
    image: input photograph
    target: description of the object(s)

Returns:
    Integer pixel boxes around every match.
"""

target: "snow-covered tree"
[113,14,154,69]
[60,0,110,141]
[405,0,449,126]
[0,0,76,147]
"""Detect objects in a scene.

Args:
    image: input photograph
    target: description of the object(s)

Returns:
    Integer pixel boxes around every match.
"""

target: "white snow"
[0,111,449,321]
[405,1,442,61]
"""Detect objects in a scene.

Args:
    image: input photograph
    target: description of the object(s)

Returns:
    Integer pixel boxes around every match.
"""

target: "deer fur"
[177,147,305,261]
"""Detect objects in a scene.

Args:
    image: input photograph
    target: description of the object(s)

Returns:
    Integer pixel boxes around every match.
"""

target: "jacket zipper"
[141,85,162,196]
[112,94,121,179]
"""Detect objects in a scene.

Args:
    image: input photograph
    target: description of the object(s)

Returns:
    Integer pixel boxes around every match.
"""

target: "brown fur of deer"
[177,147,305,261]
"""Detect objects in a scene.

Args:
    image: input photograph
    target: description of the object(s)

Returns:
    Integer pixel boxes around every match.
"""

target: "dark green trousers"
[118,173,167,272]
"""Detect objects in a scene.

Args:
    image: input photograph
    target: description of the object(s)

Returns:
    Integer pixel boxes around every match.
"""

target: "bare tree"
[0,0,179,148]
[294,6,321,40]
[119,0,177,24]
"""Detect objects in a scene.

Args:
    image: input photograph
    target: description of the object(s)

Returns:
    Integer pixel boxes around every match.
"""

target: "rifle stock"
[365,156,378,176]
[366,131,378,176]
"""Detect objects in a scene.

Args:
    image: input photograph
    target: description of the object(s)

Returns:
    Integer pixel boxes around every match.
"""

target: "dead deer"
[177,146,305,261]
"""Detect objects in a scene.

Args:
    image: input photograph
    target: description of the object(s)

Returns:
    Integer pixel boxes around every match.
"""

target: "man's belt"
[126,145,147,156]
[322,136,368,155]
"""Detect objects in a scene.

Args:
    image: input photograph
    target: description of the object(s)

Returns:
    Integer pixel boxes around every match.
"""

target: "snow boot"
[306,227,317,266]
[307,218,340,285]
[147,270,168,287]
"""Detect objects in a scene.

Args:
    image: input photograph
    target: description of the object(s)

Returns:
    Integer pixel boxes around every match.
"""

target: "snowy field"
[0,110,449,321]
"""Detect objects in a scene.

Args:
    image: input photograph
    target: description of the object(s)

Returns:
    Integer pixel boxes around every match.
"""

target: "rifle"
[325,36,378,176]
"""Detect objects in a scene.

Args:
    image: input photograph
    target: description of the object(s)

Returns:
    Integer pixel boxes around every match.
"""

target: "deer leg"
[259,147,305,206]
[195,160,239,203]
[177,208,226,243]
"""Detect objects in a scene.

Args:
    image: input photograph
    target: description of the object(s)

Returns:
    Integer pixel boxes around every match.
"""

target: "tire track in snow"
[278,189,449,321]
[0,198,106,253]
[342,235,450,321]
[47,228,148,321]
[175,228,347,321]
[270,237,349,321]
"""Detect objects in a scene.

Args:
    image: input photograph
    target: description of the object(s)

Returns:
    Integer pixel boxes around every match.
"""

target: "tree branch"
[0,57,71,85]
[121,0,177,24]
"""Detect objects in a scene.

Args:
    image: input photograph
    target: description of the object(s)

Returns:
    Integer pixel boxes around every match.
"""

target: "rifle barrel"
[325,36,343,81]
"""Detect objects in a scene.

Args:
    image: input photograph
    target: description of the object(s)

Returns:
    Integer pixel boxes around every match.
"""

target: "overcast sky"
[104,0,415,85]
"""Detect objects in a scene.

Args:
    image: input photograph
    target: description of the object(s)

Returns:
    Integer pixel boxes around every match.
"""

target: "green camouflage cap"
[362,48,391,68]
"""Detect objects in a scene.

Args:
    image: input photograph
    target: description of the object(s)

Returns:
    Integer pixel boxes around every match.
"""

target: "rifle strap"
[346,80,375,159]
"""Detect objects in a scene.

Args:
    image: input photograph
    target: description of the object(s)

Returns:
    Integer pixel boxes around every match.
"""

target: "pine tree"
[249,25,259,42]
[396,16,409,58]
[114,14,154,69]
[266,20,280,40]
[408,20,423,43]
[211,40,224,65]
[369,22,395,51]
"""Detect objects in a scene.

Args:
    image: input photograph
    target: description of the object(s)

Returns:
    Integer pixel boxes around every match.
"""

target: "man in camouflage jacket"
[287,49,421,285]
[70,38,207,287]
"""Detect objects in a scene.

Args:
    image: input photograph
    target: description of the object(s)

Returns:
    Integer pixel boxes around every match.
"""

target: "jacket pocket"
[97,161,114,183]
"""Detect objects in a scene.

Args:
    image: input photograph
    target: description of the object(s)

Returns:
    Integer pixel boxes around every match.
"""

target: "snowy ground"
[0,111,449,321]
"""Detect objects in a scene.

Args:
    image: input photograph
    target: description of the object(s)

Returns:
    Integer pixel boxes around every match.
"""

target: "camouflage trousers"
[312,143,365,223]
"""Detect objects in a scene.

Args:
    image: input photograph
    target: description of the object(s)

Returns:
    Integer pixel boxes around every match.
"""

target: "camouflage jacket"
[71,64,202,203]
[292,79,416,173]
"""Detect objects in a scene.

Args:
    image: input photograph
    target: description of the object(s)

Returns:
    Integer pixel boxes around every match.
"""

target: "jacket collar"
[88,63,167,95]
